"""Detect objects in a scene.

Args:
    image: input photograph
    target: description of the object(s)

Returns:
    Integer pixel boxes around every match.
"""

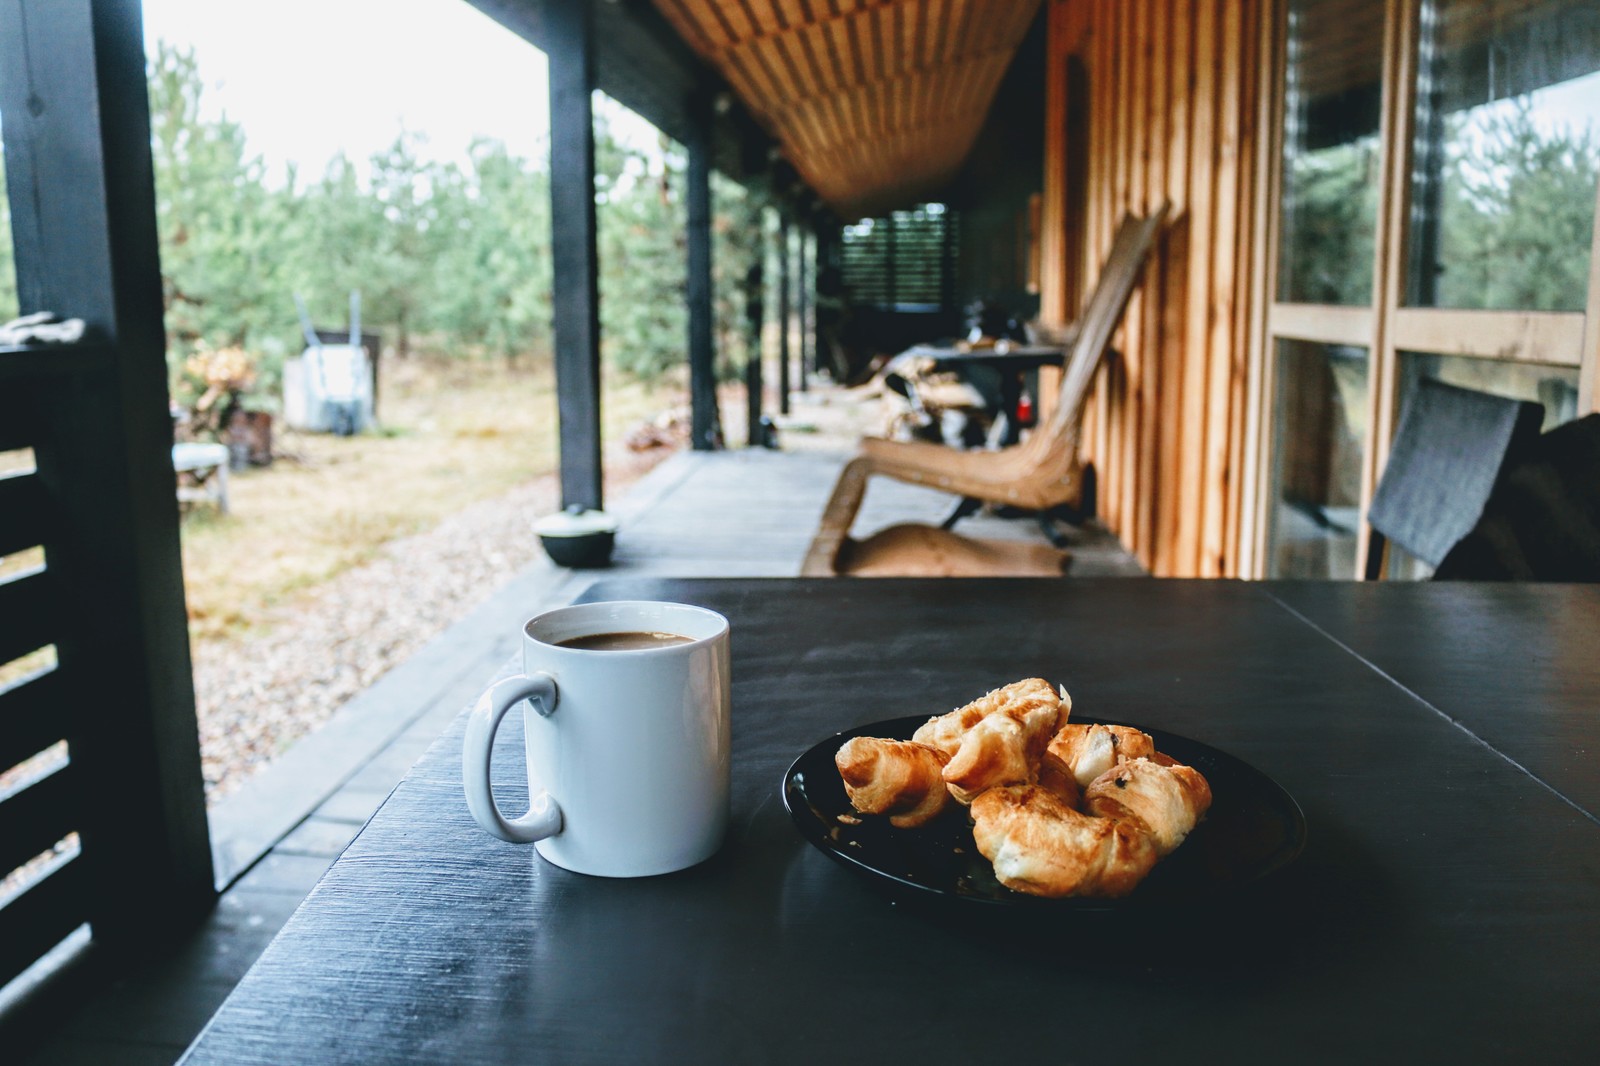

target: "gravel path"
[193,444,676,802]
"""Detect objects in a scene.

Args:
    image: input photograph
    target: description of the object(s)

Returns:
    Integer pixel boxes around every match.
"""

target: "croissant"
[1036,750,1083,808]
[1046,723,1156,787]
[1082,757,1212,856]
[970,784,1159,898]
[911,677,1068,760]
[834,737,952,828]
[913,678,1069,803]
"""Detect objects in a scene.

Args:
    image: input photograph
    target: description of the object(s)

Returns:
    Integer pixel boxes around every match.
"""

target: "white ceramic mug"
[462,600,731,877]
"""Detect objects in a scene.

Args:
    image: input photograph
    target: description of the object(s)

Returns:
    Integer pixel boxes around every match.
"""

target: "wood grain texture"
[653,0,1042,217]
[1038,0,1263,577]
[182,578,1600,1064]
[1267,581,1600,821]
[0,0,215,978]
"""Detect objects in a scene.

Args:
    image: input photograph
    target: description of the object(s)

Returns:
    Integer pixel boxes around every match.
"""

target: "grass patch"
[179,356,684,643]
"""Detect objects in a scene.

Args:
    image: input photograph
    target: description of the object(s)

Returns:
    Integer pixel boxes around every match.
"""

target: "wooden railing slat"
[0,570,59,668]
[0,764,78,880]
[0,473,52,558]
[0,856,89,991]
[0,669,69,779]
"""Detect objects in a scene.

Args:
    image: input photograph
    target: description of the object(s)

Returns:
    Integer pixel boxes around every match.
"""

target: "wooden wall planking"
[1042,0,1262,577]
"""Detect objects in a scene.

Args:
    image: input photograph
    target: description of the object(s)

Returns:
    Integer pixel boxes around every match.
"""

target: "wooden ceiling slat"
[769,31,811,98]
[725,0,763,39]
[653,0,1042,216]
[658,0,721,55]
[820,17,851,85]
[791,19,834,97]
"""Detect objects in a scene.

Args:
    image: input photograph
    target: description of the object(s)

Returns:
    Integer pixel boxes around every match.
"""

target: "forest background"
[0,42,767,413]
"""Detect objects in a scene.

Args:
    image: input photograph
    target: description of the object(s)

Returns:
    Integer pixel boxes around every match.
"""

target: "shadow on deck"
[6,445,1142,1065]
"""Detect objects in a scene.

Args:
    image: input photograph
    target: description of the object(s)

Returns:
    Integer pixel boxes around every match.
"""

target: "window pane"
[840,203,953,310]
[1277,0,1386,306]
[1398,350,1580,431]
[1267,339,1370,578]
[1408,0,1600,310]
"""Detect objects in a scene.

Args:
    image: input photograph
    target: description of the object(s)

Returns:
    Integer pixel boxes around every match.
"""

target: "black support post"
[778,213,792,415]
[0,0,214,959]
[814,221,839,381]
[547,0,603,509]
[685,90,719,450]
[797,229,810,393]
[744,255,765,447]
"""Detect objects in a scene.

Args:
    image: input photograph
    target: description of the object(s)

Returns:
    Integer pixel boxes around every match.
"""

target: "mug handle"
[462,673,563,843]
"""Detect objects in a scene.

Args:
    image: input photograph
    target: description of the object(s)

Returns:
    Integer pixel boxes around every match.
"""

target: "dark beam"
[797,230,810,393]
[685,89,718,450]
[547,0,603,509]
[0,0,215,951]
[744,253,765,448]
[778,213,791,416]
[814,221,840,381]
[467,1,791,197]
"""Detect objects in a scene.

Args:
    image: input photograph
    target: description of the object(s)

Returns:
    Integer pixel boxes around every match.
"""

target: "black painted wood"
[744,256,764,448]
[0,0,113,332]
[0,569,57,667]
[547,0,604,511]
[0,670,69,780]
[778,213,792,416]
[1266,581,1600,821]
[0,473,51,559]
[0,763,77,879]
[0,859,87,990]
[182,580,1600,1064]
[797,229,810,393]
[685,88,718,452]
[814,221,839,380]
[0,0,215,980]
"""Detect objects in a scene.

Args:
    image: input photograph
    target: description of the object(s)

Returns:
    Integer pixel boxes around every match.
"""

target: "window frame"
[1245,0,1600,579]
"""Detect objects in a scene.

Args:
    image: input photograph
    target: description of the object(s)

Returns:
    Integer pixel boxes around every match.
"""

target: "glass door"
[1256,0,1600,578]
[1263,0,1389,578]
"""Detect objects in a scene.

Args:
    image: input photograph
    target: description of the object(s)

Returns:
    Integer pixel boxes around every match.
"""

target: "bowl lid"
[534,505,618,536]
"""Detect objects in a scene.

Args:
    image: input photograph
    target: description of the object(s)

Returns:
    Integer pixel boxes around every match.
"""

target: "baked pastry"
[830,679,1212,899]
[1036,750,1083,808]
[911,677,1068,760]
[913,678,1069,803]
[970,784,1159,898]
[1083,757,1212,856]
[835,737,952,828]
[1047,723,1156,787]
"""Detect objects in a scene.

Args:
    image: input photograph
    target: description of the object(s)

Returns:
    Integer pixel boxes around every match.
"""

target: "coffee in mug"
[462,600,731,877]
[555,630,694,651]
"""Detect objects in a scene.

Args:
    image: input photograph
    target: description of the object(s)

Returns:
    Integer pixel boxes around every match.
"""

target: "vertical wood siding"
[1040,0,1262,577]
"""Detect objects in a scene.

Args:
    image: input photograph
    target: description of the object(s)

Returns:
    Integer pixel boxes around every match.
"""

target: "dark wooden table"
[181,579,1600,1064]
[906,343,1066,445]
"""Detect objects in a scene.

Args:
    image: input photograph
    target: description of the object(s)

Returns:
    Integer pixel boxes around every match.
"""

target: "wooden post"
[745,254,765,447]
[685,89,719,449]
[797,228,810,393]
[814,222,837,381]
[548,0,603,509]
[778,213,792,415]
[0,0,214,965]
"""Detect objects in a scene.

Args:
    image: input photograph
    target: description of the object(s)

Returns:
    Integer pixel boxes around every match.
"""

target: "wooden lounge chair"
[801,203,1169,577]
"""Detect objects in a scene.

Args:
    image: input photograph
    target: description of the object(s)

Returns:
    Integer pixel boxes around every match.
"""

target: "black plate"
[782,715,1306,911]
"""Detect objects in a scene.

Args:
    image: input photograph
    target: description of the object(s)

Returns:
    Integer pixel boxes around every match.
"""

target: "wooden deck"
[5,445,1141,1065]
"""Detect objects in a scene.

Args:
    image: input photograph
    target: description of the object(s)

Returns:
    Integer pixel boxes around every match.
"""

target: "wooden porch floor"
[7,444,1142,1065]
